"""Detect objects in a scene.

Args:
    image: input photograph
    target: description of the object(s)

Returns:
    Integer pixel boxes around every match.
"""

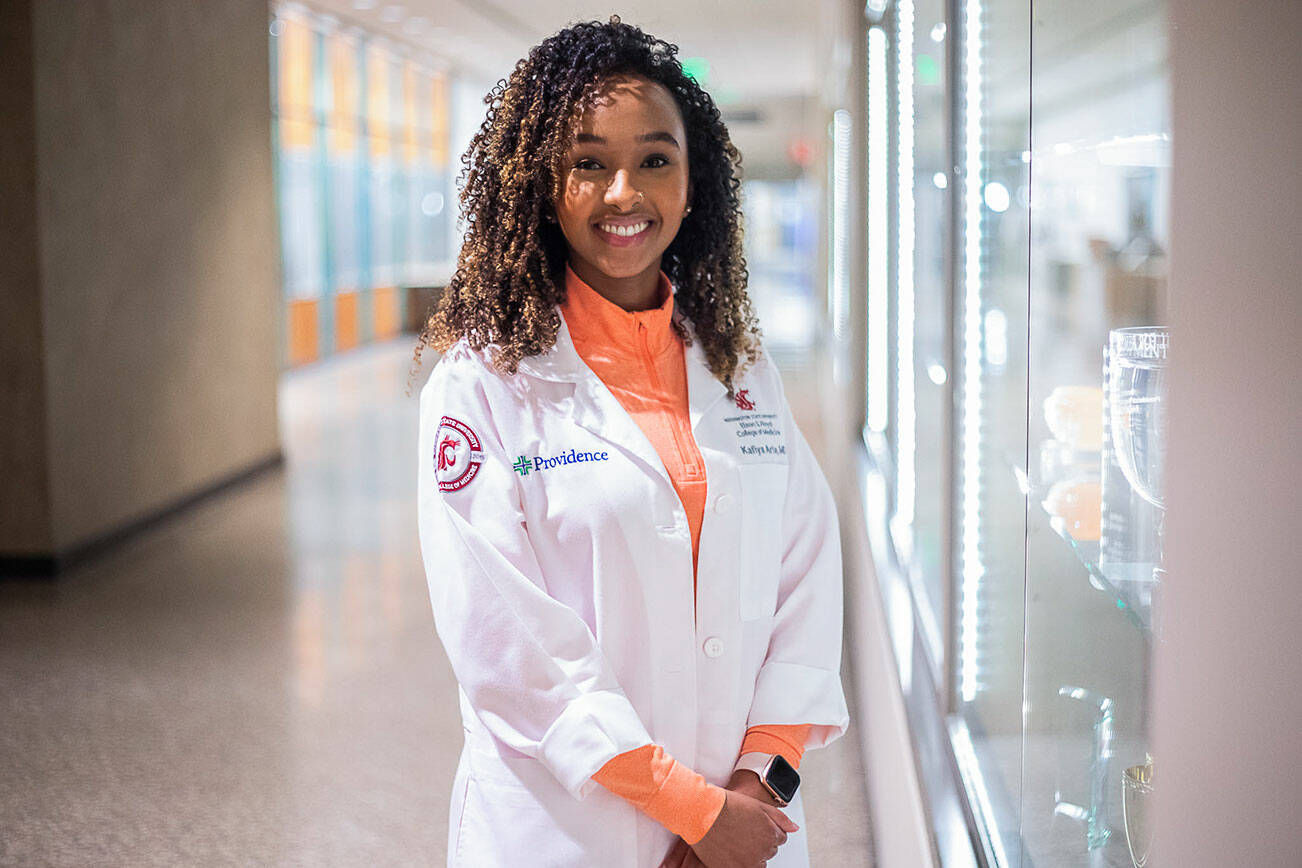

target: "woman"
[416,18,847,868]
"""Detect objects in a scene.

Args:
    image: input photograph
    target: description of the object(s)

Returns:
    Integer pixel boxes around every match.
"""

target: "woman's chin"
[587,256,659,282]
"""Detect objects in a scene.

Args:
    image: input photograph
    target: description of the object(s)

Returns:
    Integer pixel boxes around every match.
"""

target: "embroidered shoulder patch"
[434,416,486,492]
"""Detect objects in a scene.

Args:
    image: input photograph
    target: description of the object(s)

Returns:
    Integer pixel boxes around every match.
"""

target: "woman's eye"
[573,158,603,171]
[643,154,670,168]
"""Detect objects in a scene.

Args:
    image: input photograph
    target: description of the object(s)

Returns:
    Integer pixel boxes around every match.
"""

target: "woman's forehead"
[568,75,684,139]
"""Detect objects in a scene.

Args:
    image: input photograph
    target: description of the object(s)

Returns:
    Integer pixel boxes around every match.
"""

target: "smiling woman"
[414,17,847,868]
[416,16,759,394]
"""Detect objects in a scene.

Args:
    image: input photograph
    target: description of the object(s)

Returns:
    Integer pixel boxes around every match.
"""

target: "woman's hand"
[660,788,797,868]
[657,770,797,868]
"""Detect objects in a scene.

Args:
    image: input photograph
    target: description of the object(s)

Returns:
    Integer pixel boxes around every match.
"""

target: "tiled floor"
[0,337,872,866]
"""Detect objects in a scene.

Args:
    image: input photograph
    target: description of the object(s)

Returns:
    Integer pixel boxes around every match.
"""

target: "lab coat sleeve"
[744,374,850,750]
[417,351,653,800]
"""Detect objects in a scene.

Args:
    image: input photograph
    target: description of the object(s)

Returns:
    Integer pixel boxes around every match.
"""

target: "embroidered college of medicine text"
[514,448,610,476]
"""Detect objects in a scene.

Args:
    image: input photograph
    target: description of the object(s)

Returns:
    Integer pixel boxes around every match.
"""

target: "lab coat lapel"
[517,317,672,485]
[684,335,729,433]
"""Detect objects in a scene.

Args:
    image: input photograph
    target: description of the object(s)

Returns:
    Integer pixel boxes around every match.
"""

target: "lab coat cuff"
[540,690,653,801]
[746,662,849,749]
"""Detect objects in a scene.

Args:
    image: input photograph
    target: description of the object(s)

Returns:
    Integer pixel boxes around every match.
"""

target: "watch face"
[765,754,801,803]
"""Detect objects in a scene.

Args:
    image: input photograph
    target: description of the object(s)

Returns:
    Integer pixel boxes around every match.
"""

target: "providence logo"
[513,448,610,476]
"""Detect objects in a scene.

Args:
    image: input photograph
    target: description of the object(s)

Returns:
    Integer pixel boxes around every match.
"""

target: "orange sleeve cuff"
[592,745,727,845]
[739,724,812,769]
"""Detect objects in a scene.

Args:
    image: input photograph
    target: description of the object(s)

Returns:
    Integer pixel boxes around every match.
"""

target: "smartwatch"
[736,752,801,807]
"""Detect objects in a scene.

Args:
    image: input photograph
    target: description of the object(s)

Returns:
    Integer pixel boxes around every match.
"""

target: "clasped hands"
[657,769,798,868]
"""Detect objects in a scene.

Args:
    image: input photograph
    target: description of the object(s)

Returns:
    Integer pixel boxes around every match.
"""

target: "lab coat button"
[713,494,735,514]
[703,636,724,658]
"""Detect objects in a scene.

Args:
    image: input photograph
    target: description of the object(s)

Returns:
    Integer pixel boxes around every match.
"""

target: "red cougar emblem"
[437,435,460,472]
[734,390,755,411]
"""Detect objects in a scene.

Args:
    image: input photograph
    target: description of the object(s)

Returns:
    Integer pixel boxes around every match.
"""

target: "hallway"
[0,339,870,866]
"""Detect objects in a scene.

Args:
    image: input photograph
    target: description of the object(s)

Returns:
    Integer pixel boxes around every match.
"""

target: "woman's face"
[554,75,690,300]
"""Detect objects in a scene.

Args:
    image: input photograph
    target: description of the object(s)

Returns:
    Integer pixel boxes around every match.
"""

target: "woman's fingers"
[764,803,800,834]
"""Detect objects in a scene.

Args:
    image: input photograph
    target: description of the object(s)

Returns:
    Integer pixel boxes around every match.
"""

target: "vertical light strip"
[831,109,852,342]
[896,0,917,525]
[867,27,889,433]
[958,0,986,703]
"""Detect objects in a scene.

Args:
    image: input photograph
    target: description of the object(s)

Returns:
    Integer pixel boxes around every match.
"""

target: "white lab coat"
[417,312,849,868]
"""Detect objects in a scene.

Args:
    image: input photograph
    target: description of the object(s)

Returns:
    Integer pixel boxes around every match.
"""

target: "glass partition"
[271,5,454,366]
[1021,1,1169,865]
[862,1,1170,865]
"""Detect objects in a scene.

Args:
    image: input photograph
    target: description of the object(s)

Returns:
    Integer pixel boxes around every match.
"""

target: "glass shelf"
[1013,457,1156,641]
[1038,501,1153,641]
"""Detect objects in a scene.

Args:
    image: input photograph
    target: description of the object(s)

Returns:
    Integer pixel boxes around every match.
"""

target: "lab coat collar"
[514,309,730,436]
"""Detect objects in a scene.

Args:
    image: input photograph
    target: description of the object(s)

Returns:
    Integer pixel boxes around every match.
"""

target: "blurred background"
[2,1,1299,866]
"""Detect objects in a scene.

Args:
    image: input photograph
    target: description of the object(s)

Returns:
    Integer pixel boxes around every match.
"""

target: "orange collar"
[560,264,677,356]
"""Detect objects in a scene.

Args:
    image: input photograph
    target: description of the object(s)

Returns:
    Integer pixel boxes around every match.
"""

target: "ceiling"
[298,0,838,178]
[303,0,827,101]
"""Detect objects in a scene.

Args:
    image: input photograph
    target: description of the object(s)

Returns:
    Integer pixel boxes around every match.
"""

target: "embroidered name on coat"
[723,412,786,460]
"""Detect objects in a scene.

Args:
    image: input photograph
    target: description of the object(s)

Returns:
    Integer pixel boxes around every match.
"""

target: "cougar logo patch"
[434,416,485,492]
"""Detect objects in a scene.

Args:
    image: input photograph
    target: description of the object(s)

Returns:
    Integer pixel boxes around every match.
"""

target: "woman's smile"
[594,215,655,245]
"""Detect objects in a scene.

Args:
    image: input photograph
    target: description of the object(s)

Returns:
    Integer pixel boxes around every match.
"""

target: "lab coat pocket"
[738,463,787,621]
[458,746,627,867]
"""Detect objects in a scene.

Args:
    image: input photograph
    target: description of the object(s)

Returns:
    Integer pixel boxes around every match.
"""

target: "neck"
[568,259,663,312]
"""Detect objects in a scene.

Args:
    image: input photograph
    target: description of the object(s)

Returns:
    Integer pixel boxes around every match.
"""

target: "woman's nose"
[604,169,640,209]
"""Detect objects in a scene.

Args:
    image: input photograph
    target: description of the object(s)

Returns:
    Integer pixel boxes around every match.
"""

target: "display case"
[862,1,1171,865]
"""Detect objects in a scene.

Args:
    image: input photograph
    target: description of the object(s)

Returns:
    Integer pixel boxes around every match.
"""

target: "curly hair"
[415,16,760,393]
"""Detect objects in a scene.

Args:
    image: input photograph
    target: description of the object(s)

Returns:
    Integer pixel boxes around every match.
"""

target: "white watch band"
[733,752,773,777]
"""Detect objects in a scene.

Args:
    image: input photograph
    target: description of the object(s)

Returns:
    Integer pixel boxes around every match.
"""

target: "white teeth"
[599,221,649,237]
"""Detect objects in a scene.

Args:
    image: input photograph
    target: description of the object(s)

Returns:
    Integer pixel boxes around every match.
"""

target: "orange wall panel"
[431,72,449,167]
[402,62,419,165]
[373,286,399,339]
[278,14,314,150]
[329,33,359,154]
[288,298,319,366]
[335,291,359,351]
[366,47,390,157]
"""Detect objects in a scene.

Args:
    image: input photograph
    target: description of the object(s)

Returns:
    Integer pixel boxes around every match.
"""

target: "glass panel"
[1022,1,1169,865]
[954,0,1031,863]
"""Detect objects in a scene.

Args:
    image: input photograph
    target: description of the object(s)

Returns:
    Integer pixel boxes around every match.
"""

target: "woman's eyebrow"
[573,131,680,148]
[639,131,680,147]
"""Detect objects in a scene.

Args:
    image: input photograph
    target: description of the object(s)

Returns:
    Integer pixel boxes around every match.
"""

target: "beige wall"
[1,0,280,558]
[1154,1,1302,865]
[0,0,54,554]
